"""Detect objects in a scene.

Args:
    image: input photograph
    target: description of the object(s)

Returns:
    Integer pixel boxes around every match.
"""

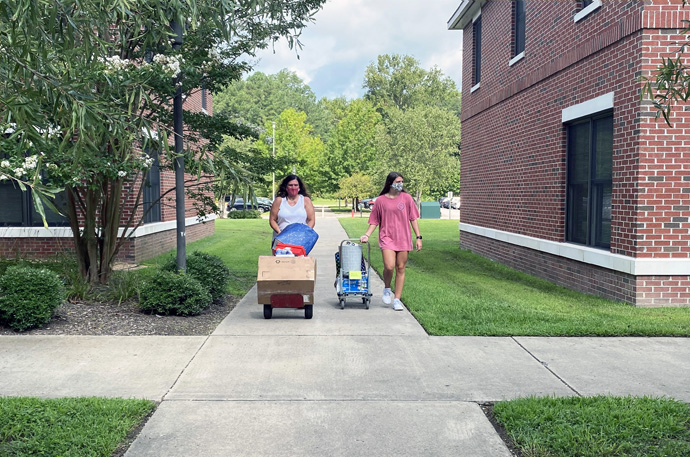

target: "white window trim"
[470,82,481,93]
[562,92,614,123]
[0,214,216,239]
[574,0,602,23]
[509,51,525,67]
[459,223,690,276]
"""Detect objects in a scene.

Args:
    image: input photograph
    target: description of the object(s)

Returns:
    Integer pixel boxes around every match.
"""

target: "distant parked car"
[438,197,450,209]
[227,197,272,213]
[358,197,376,211]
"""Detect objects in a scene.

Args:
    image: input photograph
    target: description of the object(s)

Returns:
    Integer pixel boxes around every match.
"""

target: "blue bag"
[273,223,319,255]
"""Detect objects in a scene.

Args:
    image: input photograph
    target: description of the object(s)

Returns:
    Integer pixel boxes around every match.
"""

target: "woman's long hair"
[277,174,311,198]
[379,171,406,196]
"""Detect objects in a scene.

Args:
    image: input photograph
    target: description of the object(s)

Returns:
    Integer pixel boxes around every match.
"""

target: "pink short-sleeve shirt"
[368,192,420,251]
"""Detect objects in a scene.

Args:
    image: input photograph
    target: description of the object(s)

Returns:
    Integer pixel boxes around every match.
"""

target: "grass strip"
[143,218,273,296]
[492,395,690,457]
[0,397,155,457]
[338,218,690,336]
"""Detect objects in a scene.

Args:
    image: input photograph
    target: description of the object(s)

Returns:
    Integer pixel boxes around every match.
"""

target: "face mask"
[391,182,404,192]
[287,186,300,197]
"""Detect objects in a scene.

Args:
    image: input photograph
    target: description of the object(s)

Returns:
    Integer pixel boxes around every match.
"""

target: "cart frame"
[336,238,373,309]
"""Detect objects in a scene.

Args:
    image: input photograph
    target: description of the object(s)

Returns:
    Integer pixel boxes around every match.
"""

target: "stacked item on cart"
[257,223,319,319]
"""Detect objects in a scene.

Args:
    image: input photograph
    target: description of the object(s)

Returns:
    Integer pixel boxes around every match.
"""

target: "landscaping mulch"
[0,295,239,336]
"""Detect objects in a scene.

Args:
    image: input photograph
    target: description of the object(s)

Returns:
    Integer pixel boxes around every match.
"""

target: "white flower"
[23,155,38,169]
[13,167,25,177]
[1,160,9,168]
[4,123,16,134]
[118,170,127,178]
[0,175,7,181]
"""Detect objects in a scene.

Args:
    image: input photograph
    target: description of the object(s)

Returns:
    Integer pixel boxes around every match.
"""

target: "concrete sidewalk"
[1,211,689,456]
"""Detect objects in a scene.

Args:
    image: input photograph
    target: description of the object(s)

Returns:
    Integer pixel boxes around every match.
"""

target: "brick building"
[0,88,215,264]
[449,0,690,306]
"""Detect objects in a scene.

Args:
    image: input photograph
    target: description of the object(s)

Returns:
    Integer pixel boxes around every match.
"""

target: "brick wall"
[0,219,215,264]
[458,0,690,306]
[0,237,75,260]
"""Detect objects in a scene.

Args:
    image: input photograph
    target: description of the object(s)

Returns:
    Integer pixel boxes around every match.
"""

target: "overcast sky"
[249,0,464,100]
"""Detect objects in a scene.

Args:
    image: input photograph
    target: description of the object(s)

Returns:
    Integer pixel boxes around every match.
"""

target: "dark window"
[472,16,482,86]
[201,87,207,111]
[582,0,593,8]
[143,151,161,224]
[513,0,525,57]
[566,113,613,249]
[0,181,69,227]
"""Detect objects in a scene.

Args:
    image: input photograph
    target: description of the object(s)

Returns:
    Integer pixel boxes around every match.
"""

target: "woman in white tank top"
[269,175,316,239]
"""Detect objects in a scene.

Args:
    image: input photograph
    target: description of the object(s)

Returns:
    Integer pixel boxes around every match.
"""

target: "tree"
[253,109,325,195]
[642,11,690,126]
[322,99,383,193]
[213,69,333,139]
[376,106,461,203]
[0,0,327,283]
[363,54,462,117]
[337,173,377,206]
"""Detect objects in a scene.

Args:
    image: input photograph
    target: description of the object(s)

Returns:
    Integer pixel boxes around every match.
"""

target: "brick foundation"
[0,220,215,264]
[461,231,689,307]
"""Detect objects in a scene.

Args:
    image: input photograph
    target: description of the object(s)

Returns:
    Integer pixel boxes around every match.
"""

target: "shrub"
[228,209,261,219]
[161,252,230,301]
[0,266,66,331]
[139,270,211,316]
[108,270,144,305]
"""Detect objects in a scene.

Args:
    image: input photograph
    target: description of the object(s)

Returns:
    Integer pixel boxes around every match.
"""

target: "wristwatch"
[416,236,422,240]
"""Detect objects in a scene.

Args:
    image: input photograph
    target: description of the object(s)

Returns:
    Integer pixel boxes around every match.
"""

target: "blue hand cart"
[335,239,372,309]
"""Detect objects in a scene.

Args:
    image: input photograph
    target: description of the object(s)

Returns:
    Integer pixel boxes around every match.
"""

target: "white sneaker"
[392,298,404,311]
[382,288,392,305]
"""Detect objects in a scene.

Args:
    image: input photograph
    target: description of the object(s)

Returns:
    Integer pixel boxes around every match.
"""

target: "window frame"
[142,150,162,224]
[565,111,613,250]
[513,0,525,59]
[574,0,601,23]
[471,12,482,92]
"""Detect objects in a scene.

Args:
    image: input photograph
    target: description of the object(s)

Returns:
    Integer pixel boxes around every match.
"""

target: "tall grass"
[338,218,690,336]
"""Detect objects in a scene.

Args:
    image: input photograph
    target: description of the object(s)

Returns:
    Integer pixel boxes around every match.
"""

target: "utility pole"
[272,121,276,198]
[171,19,186,272]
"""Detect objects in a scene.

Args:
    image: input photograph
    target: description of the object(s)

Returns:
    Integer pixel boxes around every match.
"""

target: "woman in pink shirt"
[360,172,422,311]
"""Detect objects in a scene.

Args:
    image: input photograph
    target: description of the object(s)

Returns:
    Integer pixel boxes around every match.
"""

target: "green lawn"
[143,218,273,296]
[492,395,690,457]
[338,218,690,336]
[0,397,155,457]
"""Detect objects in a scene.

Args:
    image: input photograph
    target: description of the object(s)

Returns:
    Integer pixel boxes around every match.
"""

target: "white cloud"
[251,0,464,99]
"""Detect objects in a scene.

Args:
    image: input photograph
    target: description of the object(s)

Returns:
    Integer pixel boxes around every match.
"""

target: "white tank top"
[276,195,307,232]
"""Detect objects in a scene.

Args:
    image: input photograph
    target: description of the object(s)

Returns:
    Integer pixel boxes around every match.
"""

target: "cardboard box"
[257,256,317,305]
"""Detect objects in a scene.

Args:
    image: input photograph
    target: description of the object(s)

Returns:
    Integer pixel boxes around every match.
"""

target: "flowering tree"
[0,0,326,283]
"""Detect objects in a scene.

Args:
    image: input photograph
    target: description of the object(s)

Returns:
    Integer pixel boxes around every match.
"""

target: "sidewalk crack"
[162,335,212,401]
[511,337,581,397]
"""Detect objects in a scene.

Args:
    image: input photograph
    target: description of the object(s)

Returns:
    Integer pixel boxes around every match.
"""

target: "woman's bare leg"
[393,251,408,299]
[381,249,396,289]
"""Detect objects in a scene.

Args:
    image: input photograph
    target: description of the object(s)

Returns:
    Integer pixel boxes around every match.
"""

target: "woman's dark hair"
[277,174,310,198]
[379,171,406,196]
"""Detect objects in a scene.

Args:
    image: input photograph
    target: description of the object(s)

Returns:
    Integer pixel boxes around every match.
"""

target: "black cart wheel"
[304,305,313,319]
[339,298,345,309]
[263,304,272,319]
[365,297,371,309]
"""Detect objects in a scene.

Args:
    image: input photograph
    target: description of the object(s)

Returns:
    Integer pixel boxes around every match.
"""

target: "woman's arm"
[360,224,378,243]
[410,218,422,251]
[269,197,282,234]
[304,197,316,228]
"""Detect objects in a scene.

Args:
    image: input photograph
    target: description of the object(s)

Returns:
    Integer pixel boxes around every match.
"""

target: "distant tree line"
[213,54,462,203]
